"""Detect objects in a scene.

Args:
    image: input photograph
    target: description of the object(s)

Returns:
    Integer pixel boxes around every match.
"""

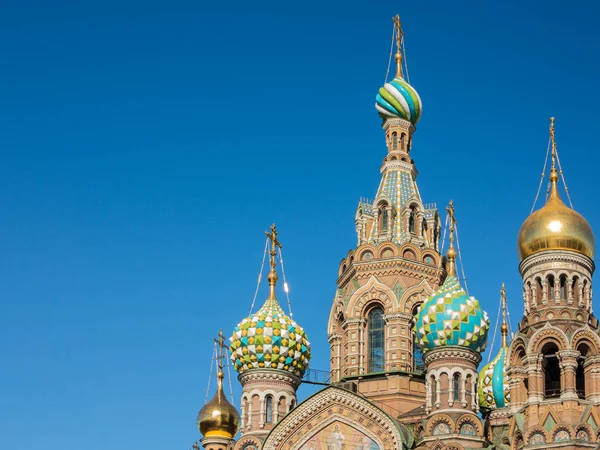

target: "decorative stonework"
[423,347,482,366]
[261,387,405,450]
[238,369,301,389]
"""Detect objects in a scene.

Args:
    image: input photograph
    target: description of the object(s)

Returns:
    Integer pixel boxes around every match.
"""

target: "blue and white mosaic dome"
[414,276,489,353]
[478,345,510,409]
[229,298,311,378]
[375,77,423,124]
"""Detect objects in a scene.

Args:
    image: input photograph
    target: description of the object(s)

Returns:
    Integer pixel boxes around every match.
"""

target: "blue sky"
[1,1,599,449]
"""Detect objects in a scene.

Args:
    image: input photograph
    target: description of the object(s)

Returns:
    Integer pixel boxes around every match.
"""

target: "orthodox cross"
[549,116,557,168]
[392,14,405,78]
[265,224,282,270]
[392,14,404,46]
[446,200,457,243]
[213,329,228,371]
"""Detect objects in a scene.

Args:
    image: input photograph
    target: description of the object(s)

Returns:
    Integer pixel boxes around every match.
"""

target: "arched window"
[453,373,460,401]
[392,132,398,150]
[400,133,406,150]
[381,208,389,234]
[412,305,424,371]
[542,342,561,399]
[290,399,296,410]
[572,276,580,302]
[560,275,567,299]
[577,344,589,399]
[265,395,273,423]
[368,307,385,373]
[409,209,415,234]
[548,275,555,300]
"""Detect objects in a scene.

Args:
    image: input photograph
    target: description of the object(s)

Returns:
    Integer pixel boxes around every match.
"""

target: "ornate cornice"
[239,369,301,389]
[519,250,595,277]
[382,117,415,132]
[384,312,413,322]
[423,346,482,366]
[337,257,443,287]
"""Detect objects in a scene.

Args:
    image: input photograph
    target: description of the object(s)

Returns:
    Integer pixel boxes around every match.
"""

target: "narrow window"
[577,344,589,399]
[381,208,389,233]
[400,133,406,150]
[560,275,567,299]
[409,209,415,234]
[542,343,561,399]
[453,373,460,401]
[265,395,273,423]
[368,307,385,373]
[412,305,424,371]
[392,132,398,150]
[548,276,555,300]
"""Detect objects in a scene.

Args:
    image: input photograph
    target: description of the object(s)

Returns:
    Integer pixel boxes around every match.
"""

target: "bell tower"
[327,15,444,421]
[507,118,600,448]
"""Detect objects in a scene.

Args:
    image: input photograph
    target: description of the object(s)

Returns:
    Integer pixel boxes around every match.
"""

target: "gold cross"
[393,14,404,46]
[446,200,457,236]
[549,117,557,169]
[213,329,228,371]
[265,224,282,270]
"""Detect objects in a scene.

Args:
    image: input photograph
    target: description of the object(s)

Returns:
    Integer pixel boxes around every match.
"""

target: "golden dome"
[197,371,240,439]
[517,170,595,260]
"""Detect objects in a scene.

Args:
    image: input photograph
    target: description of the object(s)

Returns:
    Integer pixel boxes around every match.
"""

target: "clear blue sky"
[1,1,599,449]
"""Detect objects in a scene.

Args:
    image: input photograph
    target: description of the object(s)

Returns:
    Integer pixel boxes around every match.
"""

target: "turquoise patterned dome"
[229,298,311,378]
[478,345,510,409]
[414,276,489,353]
[375,77,422,124]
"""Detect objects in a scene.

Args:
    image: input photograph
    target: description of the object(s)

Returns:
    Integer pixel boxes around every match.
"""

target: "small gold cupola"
[517,118,595,260]
[197,331,240,439]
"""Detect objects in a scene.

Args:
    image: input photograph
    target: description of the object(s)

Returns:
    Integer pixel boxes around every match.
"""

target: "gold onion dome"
[517,120,594,260]
[197,370,240,439]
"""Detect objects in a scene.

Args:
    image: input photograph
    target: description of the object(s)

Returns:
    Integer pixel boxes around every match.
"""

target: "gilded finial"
[265,224,282,300]
[445,200,457,276]
[392,14,405,79]
[548,117,561,200]
[500,283,509,347]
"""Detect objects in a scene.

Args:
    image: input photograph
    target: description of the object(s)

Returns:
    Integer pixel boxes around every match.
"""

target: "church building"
[193,14,600,450]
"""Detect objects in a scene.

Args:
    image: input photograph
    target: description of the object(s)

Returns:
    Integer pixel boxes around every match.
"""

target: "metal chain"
[278,247,293,318]
[249,236,269,316]
[531,136,551,213]
[454,223,469,295]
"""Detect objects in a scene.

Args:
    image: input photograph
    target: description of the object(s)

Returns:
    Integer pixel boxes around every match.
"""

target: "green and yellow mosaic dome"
[229,298,311,378]
[478,345,510,409]
[414,276,489,353]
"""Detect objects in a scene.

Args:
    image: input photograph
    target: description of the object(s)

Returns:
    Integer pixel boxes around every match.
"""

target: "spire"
[392,15,405,79]
[265,224,282,301]
[549,117,560,198]
[446,200,457,276]
[500,283,509,348]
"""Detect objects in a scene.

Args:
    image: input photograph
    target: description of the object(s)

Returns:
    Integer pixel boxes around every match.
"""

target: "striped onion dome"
[478,344,510,409]
[375,77,423,124]
[414,276,489,353]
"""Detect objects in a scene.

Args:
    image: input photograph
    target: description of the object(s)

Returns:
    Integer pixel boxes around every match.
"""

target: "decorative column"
[558,350,580,400]
[524,353,544,404]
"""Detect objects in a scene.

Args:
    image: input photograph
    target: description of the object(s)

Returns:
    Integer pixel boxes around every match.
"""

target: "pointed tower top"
[446,200,457,276]
[392,14,405,79]
[500,283,509,347]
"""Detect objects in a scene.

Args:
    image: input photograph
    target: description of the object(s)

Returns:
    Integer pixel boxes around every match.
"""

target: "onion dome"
[415,276,489,352]
[197,370,240,439]
[478,285,510,410]
[376,77,422,125]
[229,225,311,378]
[414,202,489,353]
[478,345,509,409]
[518,119,595,261]
[375,20,422,125]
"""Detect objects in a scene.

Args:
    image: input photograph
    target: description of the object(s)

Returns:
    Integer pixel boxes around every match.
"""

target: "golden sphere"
[197,374,240,439]
[517,186,595,260]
